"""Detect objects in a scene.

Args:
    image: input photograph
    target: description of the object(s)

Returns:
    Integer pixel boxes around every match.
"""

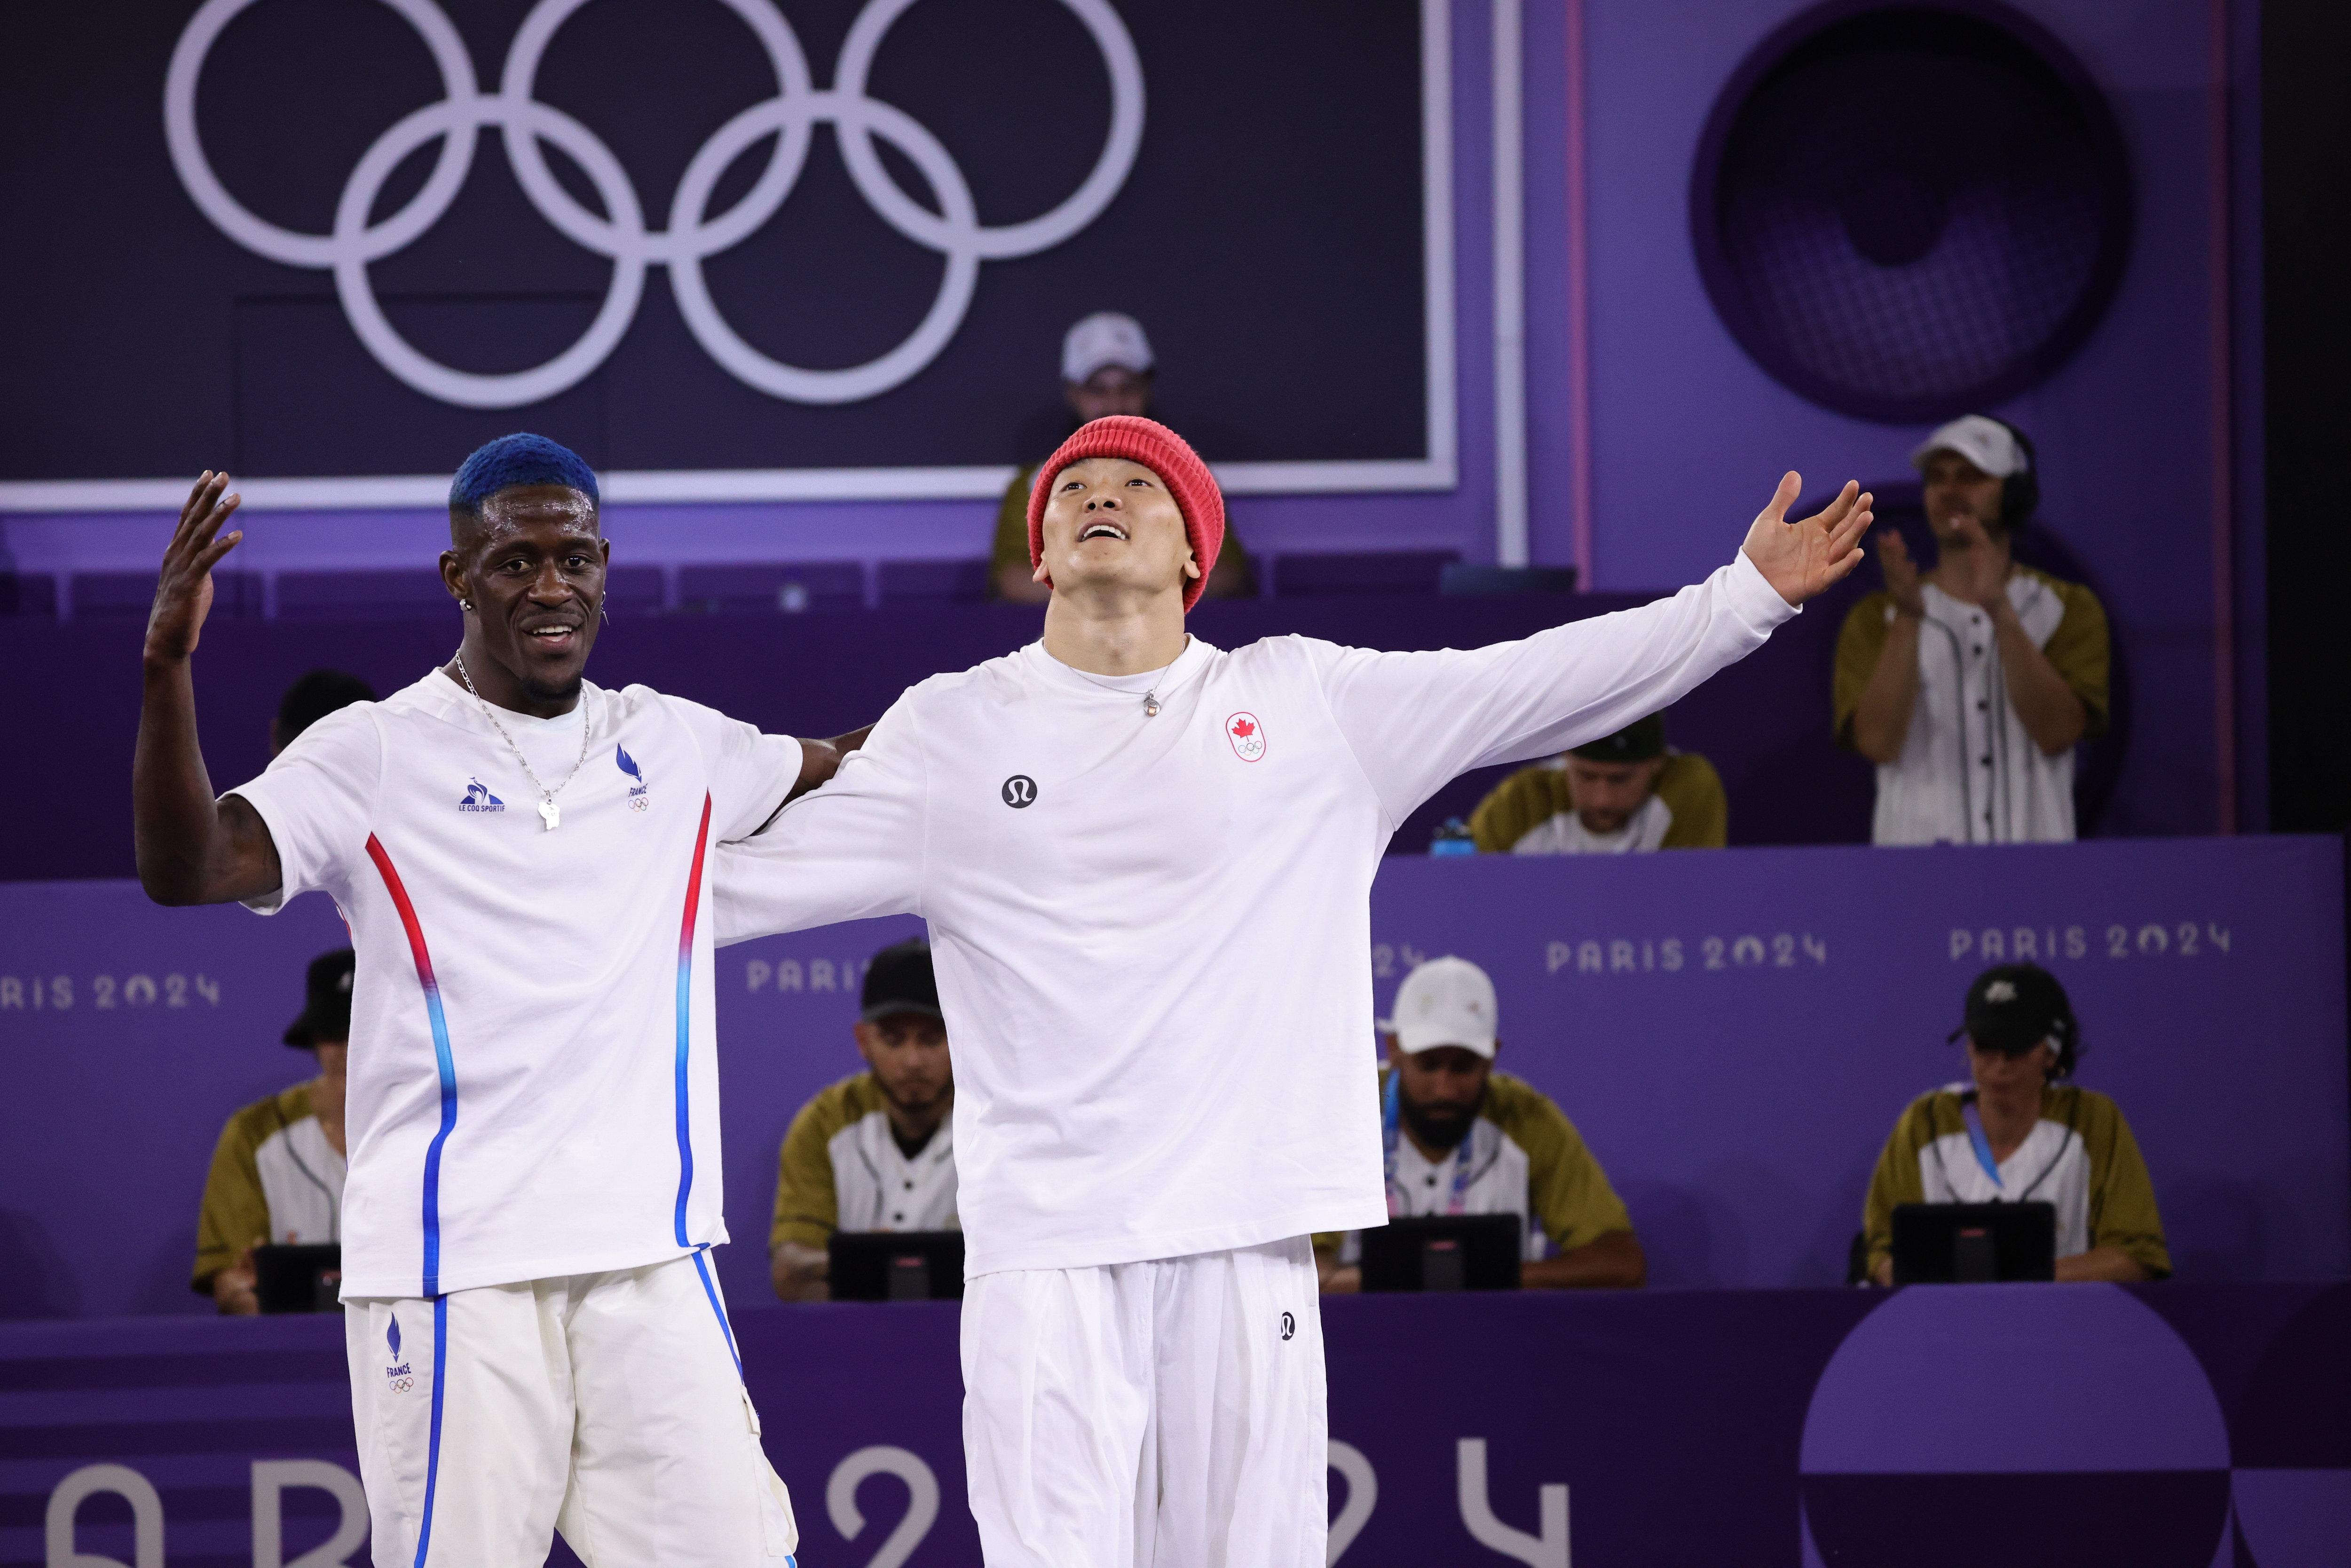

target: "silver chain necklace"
[450,649,592,830]
[1070,640,1186,718]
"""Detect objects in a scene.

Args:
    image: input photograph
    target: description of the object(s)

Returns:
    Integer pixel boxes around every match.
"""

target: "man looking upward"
[716,415,1872,1566]
[134,434,854,1568]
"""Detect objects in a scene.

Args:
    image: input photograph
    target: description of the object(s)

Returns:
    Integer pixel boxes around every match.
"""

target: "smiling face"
[1036,456,1198,603]
[441,484,609,703]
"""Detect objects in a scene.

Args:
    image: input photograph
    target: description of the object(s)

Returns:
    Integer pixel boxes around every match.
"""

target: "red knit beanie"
[1026,416,1225,610]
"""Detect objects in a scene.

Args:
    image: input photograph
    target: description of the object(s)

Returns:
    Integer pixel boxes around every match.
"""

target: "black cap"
[1950,963,2073,1054]
[860,938,940,1023]
[1569,713,1666,764]
[285,948,356,1047]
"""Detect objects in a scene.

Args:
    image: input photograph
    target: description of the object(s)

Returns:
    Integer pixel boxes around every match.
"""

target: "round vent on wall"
[1690,0,2132,423]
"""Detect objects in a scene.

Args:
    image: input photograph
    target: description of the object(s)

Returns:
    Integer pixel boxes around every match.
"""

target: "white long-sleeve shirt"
[715,552,1796,1276]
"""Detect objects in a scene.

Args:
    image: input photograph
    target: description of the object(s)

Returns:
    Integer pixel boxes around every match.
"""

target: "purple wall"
[3,1283,2343,1568]
[1,838,2338,1323]
[0,0,2261,838]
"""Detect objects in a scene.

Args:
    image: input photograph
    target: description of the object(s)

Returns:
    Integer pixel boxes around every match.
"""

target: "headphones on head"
[1991,418,2039,530]
[2044,1007,2083,1080]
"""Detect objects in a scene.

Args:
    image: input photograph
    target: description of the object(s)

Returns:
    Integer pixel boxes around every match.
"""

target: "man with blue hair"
[133,433,859,1568]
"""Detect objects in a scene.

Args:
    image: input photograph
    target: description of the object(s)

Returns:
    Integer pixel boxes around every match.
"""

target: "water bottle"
[1429,817,1477,857]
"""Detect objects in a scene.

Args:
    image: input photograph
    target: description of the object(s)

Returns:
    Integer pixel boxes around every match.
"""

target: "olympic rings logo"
[164,0,1144,409]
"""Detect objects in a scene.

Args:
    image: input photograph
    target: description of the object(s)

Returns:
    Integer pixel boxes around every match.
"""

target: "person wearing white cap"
[1834,415,2110,843]
[1313,956,1643,1292]
[990,311,1253,602]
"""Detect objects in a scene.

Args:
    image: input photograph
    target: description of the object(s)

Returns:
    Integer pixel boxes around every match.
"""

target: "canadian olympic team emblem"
[1226,712,1266,762]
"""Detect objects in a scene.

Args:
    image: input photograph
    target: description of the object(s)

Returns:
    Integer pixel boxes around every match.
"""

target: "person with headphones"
[1834,416,2110,843]
[1861,963,2168,1285]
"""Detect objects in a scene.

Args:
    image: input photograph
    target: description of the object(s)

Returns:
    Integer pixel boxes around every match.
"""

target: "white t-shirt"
[715,553,1794,1276]
[1508,790,1672,854]
[1914,1082,2095,1257]
[1871,579,2075,844]
[230,671,803,1298]
[258,1113,345,1244]
[829,1115,959,1234]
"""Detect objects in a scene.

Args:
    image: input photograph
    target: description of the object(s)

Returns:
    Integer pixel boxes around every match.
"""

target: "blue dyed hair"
[448,433,600,520]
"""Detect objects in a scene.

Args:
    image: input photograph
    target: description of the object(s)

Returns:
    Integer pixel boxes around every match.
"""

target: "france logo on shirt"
[617,745,650,812]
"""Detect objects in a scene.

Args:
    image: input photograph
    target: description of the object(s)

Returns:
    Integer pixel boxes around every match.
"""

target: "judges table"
[4,1283,2344,1568]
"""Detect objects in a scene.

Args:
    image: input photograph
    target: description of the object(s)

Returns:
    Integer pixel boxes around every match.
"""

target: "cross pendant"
[538,799,561,831]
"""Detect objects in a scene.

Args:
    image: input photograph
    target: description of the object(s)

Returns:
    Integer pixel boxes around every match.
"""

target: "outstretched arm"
[135,473,283,906]
[1319,474,1872,823]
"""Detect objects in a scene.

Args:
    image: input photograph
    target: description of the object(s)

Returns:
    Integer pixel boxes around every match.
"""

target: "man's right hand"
[134,470,282,906]
[1877,529,1925,620]
[146,472,243,665]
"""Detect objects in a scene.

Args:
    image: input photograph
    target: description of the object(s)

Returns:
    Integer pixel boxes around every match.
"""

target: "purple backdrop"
[2,1284,2343,1568]
[0,838,2340,1324]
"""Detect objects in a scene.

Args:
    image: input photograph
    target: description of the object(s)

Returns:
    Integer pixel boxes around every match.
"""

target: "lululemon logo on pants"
[1002,775,1038,808]
[1279,1311,1296,1341]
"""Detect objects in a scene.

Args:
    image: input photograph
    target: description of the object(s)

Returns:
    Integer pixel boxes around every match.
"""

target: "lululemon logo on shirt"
[1279,1310,1296,1341]
[1001,775,1038,809]
[1226,712,1267,763]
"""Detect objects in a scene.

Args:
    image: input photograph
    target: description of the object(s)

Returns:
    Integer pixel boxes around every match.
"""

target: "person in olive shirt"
[989,311,1253,602]
[771,939,957,1301]
[1835,416,2109,843]
[1863,962,2168,1284]
[1317,956,1644,1291]
[1470,713,1727,853]
[193,947,352,1313]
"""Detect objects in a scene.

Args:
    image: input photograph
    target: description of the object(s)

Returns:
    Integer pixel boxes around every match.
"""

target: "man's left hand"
[1741,473,1874,607]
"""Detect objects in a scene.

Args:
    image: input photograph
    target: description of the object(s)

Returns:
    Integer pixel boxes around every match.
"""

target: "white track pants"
[961,1235,1327,1568]
[344,1251,797,1568]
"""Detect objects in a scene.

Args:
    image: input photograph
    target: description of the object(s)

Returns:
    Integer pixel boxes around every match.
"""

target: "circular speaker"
[1690,0,2132,423]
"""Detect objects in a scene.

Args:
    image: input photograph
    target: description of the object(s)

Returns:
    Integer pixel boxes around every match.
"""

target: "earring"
[460,599,474,612]
[598,600,610,624]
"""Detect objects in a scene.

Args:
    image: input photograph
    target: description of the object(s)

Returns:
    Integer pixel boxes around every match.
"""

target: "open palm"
[1741,473,1873,606]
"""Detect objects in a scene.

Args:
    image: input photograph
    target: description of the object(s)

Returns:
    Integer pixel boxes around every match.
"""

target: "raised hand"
[146,472,243,663]
[1877,528,1925,620]
[1740,473,1873,607]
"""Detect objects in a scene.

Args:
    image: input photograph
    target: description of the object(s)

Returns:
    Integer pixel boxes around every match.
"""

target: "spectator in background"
[1863,963,2167,1285]
[990,312,1253,603]
[1316,957,1644,1291]
[193,948,351,1314]
[272,669,375,756]
[771,939,956,1301]
[1835,417,2108,843]
[1469,713,1726,852]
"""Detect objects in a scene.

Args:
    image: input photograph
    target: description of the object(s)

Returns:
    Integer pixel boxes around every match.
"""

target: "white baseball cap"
[1380,955,1499,1059]
[1062,311,1154,384]
[1909,414,2029,479]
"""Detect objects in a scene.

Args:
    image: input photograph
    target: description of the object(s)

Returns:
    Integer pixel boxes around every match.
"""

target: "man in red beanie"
[717,416,1873,1566]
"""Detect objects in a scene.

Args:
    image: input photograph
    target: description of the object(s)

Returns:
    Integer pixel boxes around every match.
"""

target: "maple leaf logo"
[1231,718,1256,738]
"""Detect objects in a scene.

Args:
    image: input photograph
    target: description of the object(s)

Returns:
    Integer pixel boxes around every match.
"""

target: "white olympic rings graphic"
[164,0,1144,408]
